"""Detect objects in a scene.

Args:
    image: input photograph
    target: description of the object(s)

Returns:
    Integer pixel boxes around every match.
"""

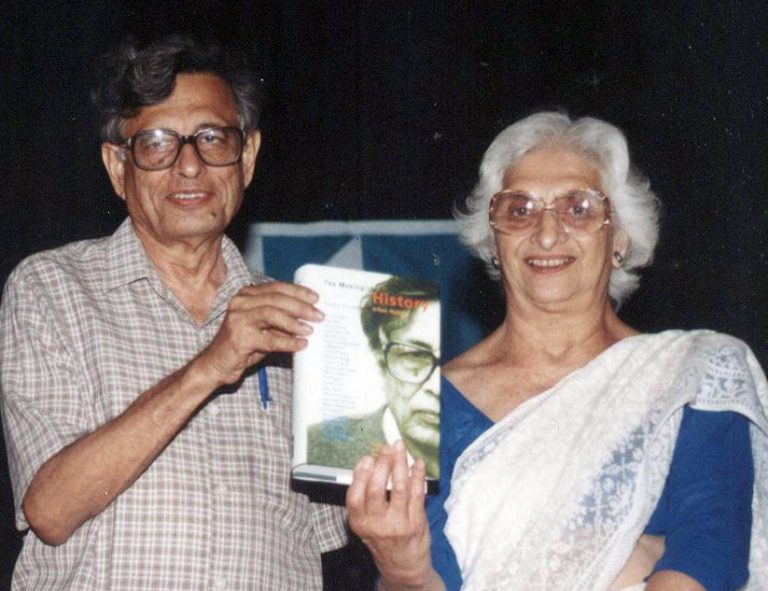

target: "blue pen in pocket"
[258,366,272,410]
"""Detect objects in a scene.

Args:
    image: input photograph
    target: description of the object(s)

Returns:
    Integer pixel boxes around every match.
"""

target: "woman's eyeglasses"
[489,188,611,236]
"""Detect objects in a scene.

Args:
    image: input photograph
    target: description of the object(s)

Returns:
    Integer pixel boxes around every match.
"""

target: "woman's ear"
[611,229,629,269]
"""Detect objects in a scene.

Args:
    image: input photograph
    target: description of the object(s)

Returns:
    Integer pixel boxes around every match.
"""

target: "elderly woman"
[346,112,768,591]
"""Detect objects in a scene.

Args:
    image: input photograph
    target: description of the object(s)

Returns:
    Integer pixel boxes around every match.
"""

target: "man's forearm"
[22,355,222,545]
[20,281,320,545]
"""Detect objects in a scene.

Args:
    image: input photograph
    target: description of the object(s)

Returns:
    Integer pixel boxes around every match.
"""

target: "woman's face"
[493,147,626,312]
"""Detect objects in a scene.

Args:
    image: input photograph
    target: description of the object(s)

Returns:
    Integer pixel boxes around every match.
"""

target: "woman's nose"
[531,208,568,249]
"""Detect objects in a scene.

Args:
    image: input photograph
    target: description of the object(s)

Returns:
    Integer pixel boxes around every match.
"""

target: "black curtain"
[2,2,766,588]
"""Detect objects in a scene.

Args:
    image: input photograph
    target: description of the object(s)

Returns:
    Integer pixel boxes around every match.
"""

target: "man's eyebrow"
[132,122,233,135]
[194,121,233,131]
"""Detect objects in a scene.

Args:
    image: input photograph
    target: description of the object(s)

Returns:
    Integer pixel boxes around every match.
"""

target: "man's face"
[101,73,260,250]
[380,302,440,458]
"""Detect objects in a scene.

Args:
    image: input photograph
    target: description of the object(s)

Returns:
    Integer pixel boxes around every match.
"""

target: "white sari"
[444,330,768,591]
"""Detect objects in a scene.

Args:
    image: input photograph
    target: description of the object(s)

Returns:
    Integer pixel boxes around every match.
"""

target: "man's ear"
[241,130,261,188]
[101,143,127,200]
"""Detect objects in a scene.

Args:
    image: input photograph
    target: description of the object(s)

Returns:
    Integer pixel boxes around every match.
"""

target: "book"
[291,263,441,490]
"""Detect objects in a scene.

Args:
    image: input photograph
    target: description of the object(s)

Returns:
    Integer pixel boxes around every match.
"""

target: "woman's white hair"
[454,111,661,305]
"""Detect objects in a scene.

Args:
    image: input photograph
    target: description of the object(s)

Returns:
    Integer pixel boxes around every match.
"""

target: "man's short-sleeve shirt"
[0,219,346,590]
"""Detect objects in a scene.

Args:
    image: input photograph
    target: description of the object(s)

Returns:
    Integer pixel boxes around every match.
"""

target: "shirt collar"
[101,218,155,293]
[101,219,259,326]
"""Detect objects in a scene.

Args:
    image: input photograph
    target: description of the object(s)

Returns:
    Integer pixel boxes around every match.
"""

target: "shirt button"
[208,404,219,417]
[215,484,228,495]
[214,579,227,590]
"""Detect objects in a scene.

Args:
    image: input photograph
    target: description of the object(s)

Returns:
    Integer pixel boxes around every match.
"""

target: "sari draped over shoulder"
[444,330,768,591]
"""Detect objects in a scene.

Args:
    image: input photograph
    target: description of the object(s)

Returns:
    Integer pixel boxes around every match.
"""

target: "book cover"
[291,264,441,489]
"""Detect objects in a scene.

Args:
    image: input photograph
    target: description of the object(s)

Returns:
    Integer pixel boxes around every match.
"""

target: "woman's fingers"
[346,455,374,526]
[389,440,411,510]
[407,458,427,521]
[347,442,430,535]
[365,444,396,515]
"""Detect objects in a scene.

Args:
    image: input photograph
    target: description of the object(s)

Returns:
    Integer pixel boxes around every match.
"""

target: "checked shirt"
[0,219,346,590]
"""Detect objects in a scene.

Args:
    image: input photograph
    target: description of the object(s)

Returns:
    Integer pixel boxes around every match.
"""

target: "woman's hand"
[346,441,445,591]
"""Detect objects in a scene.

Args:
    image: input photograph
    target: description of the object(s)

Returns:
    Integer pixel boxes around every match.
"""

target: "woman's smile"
[524,255,576,271]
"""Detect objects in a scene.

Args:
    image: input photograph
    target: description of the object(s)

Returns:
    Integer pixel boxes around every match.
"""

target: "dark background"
[1,2,766,588]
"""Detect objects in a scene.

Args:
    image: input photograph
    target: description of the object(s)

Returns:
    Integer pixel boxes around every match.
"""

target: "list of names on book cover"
[320,302,362,420]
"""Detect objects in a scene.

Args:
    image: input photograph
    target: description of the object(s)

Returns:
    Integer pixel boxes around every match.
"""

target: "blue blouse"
[426,377,754,591]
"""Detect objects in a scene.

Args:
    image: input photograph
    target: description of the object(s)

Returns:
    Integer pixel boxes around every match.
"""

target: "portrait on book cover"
[307,275,441,478]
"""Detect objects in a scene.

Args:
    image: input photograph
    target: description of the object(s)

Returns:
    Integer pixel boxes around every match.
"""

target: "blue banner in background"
[244,220,493,362]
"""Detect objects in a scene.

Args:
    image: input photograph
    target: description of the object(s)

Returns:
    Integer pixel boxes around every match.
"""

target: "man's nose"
[175,142,204,177]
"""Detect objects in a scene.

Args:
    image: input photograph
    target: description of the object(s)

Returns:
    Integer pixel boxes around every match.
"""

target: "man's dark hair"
[92,34,263,143]
[360,276,440,351]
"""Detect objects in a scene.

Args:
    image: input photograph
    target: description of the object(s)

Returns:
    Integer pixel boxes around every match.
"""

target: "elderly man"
[0,35,345,590]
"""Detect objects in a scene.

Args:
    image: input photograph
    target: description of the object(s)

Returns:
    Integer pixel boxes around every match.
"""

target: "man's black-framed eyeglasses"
[383,342,439,385]
[122,127,246,171]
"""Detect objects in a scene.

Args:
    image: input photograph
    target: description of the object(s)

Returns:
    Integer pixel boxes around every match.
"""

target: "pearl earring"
[491,255,500,269]
[613,251,624,266]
